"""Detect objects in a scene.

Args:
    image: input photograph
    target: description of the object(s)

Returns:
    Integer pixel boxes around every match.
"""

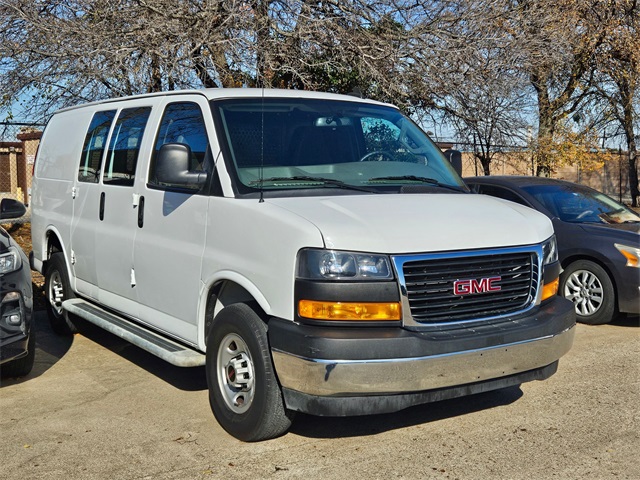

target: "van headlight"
[542,235,558,265]
[297,249,393,280]
[296,249,401,322]
[540,235,559,302]
[0,248,21,274]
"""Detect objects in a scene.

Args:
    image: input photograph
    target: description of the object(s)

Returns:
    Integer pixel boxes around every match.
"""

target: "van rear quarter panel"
[32,109,94,267]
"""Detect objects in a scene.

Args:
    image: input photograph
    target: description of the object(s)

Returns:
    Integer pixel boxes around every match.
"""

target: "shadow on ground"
[610,314,639,328]
[0,309,73,387]
[289,386,523,439]
[69,317,209,392]
[20,308,525,440]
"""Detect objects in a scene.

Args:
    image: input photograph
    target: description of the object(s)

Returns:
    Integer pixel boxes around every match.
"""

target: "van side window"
[79,110,116,183]
[149,102,210,187]
[103,107,152,187]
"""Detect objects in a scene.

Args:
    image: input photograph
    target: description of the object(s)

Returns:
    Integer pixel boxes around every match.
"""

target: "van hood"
[267,193,554,254]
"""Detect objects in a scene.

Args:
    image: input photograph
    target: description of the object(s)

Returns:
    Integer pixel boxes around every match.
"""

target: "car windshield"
[522,184,640,224]
[212,98,465,195]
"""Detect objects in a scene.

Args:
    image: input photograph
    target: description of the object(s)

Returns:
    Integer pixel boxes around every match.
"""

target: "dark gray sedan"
[0,199,34,378]
[465,176,639,325]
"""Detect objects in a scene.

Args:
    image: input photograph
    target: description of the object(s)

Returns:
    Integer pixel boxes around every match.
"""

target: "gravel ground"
[0,313,638,479]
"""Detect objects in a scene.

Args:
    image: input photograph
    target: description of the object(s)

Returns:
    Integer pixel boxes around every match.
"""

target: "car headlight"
[615,243,640,268]
[297,249,393,281]
[0,248,21,274]
[542,235,558,265]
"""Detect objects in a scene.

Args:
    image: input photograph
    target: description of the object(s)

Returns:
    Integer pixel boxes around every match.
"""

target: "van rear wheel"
[44,253,77,335]
[206,303,293,441]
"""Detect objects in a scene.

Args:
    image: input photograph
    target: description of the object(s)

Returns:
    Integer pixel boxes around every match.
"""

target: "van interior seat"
[287,126,359,166]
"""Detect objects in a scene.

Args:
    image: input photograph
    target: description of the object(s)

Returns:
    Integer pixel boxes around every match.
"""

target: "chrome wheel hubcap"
[217,333,255,413]
[48,270,64,316]
[564,269,604,316]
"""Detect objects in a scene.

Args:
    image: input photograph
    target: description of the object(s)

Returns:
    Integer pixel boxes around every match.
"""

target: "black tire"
[206,303,293,441]
[1,329,35,378]
[560,259,616,325]
[44,253,77,335]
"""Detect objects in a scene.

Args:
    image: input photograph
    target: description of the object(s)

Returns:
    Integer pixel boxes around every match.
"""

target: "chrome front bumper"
[272,325,575,397]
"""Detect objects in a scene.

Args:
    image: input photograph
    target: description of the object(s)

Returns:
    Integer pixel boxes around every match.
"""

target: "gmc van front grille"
[393,248,540,325]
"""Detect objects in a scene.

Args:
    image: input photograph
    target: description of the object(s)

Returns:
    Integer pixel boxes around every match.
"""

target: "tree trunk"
[148,54,163,93]
[627,141,639,207]
[474,153,491,176]
[533,74,555,177]
[254,0,272,88]
[619,79,639,207]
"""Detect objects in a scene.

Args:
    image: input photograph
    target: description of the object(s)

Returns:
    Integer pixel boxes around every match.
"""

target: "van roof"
[54,88,394,114]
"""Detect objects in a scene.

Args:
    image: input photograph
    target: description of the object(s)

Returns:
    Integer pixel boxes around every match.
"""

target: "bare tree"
[429,1,533,175]
[3,0,634,190]
[2,0,500,124]
[589,0,639,206]
[495,0,604,176]
[0,0,251,119]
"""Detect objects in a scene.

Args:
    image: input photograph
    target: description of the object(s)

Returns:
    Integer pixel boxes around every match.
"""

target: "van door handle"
[99,192,105,221]
[138,196,144,228]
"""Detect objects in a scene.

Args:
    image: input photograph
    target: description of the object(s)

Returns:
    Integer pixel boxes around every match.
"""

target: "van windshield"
[212,98,465,195]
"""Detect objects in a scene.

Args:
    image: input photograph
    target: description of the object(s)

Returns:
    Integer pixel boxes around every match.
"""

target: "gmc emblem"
[454,276,502,295]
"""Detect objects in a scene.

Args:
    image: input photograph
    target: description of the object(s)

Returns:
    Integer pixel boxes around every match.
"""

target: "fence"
[457,148,635,205]
[0,123,44,224]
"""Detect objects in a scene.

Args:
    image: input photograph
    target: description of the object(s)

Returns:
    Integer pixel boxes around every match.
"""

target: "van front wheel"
[44,253,77,335]
[206,303,293,442]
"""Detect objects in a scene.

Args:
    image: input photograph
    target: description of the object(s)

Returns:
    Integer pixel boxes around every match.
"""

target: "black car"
[465,176,640,325]
[0,198,35,378]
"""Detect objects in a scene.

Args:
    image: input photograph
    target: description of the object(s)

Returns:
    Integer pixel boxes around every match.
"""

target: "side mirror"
[0,198,27,221]
[444,149,463,176]
[155,143,207,188]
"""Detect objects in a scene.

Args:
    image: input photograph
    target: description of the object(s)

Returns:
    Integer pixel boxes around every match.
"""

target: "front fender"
[198,271,273,350]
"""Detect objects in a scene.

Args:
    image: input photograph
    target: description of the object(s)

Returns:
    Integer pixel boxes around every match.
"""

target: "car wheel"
[206,303,294,441]
[44,253,77,335]
[560,260,616,325]
[1,329,36,378]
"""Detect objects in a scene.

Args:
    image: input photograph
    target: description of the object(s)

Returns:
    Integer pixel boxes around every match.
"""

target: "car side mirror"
[0,198,26,220]
[155,143,207,188]
[444,149,463,176]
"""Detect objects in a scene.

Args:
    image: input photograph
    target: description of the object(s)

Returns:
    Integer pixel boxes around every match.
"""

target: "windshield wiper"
[251,176,379,193]
[368,175,465,192]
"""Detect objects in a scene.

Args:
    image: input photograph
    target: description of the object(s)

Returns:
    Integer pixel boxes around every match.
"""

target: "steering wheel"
[359,150,394,162]
[576,210,594,220]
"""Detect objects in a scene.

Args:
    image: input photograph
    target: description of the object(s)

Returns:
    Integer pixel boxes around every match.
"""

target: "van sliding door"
[93,105,152,314]
[70,109,116,299]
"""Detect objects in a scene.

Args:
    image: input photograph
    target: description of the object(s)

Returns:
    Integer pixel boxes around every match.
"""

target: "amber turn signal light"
[298,300,401,321]
[541,278,559,301]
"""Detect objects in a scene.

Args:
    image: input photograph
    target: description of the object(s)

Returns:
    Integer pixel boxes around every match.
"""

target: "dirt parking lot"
[1,308,638,480]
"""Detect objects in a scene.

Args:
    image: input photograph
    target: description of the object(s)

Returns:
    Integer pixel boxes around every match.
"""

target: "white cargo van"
[31,89,575,441]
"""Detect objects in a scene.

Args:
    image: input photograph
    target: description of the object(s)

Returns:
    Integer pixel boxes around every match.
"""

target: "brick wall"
[0,130,42,222]
[459,150,634,204]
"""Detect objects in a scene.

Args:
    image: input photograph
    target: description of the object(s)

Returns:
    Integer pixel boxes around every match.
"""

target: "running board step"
[63,298,206,367]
